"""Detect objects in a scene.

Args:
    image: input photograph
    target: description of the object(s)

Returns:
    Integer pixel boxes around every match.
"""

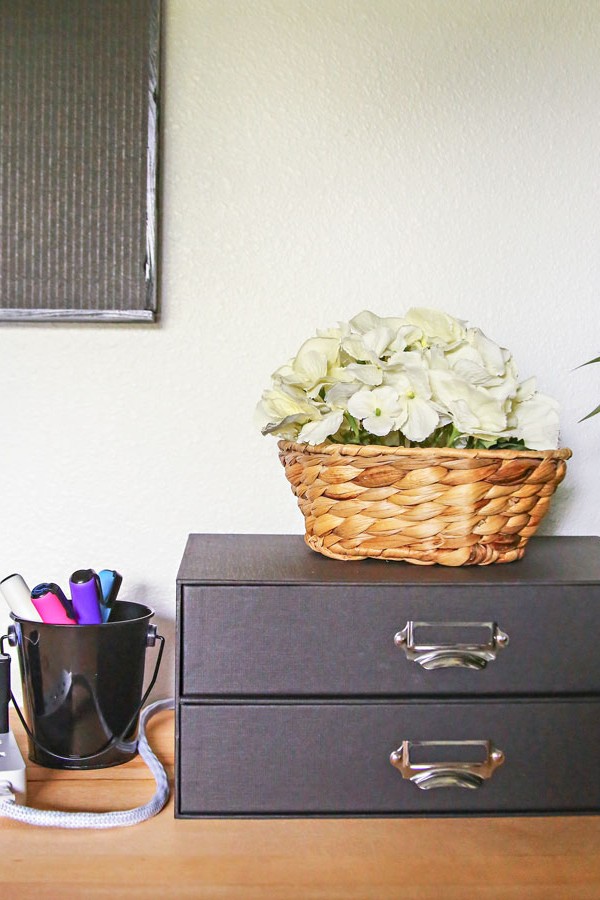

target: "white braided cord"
[0,698,174,828]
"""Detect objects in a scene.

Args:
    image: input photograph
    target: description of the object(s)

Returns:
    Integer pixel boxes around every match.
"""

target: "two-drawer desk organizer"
[176,534,600,817]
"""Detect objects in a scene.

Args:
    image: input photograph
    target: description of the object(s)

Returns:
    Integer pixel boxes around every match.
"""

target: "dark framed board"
[0,0,160,322]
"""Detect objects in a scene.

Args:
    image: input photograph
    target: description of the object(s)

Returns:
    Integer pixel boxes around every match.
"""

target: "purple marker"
[69,569,103,625]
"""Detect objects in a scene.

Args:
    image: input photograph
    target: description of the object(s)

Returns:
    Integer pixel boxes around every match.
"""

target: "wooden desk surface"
[2,710,600,899]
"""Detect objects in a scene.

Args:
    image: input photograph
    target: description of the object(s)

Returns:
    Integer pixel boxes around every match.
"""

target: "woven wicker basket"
[278,440,572,566]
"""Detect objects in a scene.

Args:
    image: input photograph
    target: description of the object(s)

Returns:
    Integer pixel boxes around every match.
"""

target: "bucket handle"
[1,624,165,764]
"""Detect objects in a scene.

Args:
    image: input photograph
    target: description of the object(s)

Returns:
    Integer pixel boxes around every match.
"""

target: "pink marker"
[31,584,77,625]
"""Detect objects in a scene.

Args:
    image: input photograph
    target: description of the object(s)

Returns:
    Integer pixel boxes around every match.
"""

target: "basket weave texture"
[278,441,572,566]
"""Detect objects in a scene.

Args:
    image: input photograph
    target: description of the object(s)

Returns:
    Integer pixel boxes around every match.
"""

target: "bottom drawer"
[177,700,600,817]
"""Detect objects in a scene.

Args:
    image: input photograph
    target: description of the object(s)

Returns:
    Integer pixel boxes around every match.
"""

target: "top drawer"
[179,582,600,697]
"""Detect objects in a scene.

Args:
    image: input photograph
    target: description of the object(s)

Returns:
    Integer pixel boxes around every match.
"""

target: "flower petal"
[350,309,405,334]
[363,326,395,358]
[406,307,467,346]
[297,410,344,445]
[429,370,507,434]
[510,393,560,450]
[362,414,396,436]
[400,398,440,442]
[347,388,377,419]
[326,382,362,408]
[345,363,383,386]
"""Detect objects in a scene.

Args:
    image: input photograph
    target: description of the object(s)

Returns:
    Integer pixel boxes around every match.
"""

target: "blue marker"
[98,569,122,622]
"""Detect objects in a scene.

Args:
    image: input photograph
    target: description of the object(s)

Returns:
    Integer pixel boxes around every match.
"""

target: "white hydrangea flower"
[316,321,351,341]
[297,410,344,445]
[444,331,518,403]
[344,362,383,386]
[429,369,508,436]
[342,326,395,364]
[347,386,405,437]
[466,328,510,375]
[325,381,363,409]
[388,328,428,360]
[349,310,405,334]
[506,392,560,450]
[255,385,318,439]
[384,365,440,442]
[514,376,537,402]
[274,336,340,397]
[257,307,561,450]
[405,307,467,348]
[256,386,314,424]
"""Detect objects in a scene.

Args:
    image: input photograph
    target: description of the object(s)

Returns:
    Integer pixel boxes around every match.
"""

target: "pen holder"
[1,601,164,769]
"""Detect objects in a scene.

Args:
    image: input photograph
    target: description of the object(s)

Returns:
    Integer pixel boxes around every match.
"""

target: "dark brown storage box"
[176,534,600,817]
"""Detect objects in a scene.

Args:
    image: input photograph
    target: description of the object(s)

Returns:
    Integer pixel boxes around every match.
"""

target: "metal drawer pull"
[390,740,505,790]
[394,621,509,670]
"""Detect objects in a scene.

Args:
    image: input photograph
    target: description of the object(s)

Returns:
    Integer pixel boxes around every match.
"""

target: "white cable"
[0,698,174,828]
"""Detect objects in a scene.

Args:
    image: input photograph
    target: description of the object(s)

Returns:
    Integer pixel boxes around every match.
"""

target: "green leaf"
[448,426,465,448]
[489,438,527,450]
[575,355,600,422]
[579,403,600,422]
[340,411,360,443]
[576,355,600,369]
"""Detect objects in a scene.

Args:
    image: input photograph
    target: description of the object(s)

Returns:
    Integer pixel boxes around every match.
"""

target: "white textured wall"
[1,0,600,695]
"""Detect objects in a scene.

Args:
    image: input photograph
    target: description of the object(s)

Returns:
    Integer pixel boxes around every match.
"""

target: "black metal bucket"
[2,601,164,769]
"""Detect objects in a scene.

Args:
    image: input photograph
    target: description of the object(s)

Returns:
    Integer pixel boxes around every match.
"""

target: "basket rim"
[277,440,573,461]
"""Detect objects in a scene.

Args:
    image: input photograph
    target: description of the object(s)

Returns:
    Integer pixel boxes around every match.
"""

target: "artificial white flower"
[316,321,351,341]
[257,307,560,450]
[447,344,503,386]
[515,376,537,402]
[274,336,340,396]
[256,385,314,424]
[325,381,362,408]
[429,369,507,436]
[466,328,510,375]
[342,326,395,364]
[297,410,344,445]
[384,366,440,442]
[388,327,428,360]
[506,392,560,450]
[440,329,518,403]
[405,307,467,348]
[347,386,404,437]
[446,350,518,405]
[344,362,383,386]
[349,310,405,334]
[256,386,317,439]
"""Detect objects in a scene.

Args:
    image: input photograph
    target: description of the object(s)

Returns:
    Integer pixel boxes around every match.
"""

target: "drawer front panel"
[177,700,600,816]
[180,585,600,696]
